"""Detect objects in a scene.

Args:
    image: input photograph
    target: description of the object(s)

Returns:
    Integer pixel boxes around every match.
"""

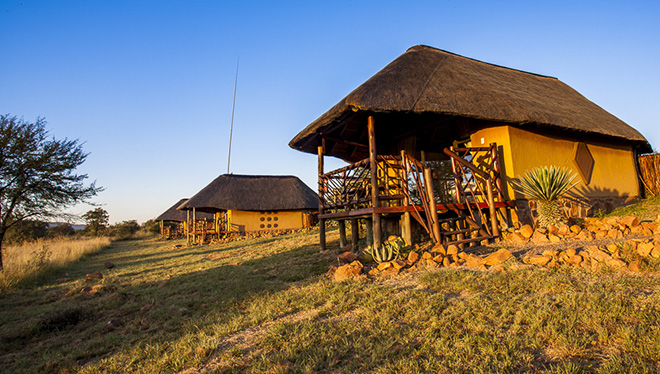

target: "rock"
[519,225,534,239]
[547,224,559,235]
[446,245,459,255]
[338,251,358,264]
[457,252,468,260]
[425,259,439,267]
[651,247,660,259]
[576,230,595,241]
[442,257,451,267]
[531,231,549,243]
[526,255,551,266]
[566,248,577,257]
[627,260,642,272]
[606,229,623,240]
[465,254,485,267]
[586,246,612,263]
[570,225,582,234]
[387,235,398,241]
[557,224,571,237]
[377,262,392,271]
[548,234,561,243]
[84,272,103,282]
[483,248,513,266]
[381,266,400,276]
[567,254,583,266]
[421,252,433,260]
[333,261,363,282]
[432,243,446,255]
[542,249,558,258]
[392,260,407,270]
[621,215,640,228]
[509,232,528,244]
[607,258,627,268]
[637,242,654,257]
[104,262,115,269]
[407,251,420,264]
[368,268,379,276]
[432,254,444,263]
[341,244,353,253]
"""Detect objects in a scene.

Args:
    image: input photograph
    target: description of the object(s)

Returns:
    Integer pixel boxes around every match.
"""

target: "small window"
[274,224,278,228]
[260,224,265,229]
[260,217,265,221]
[267,224,272,228]
[274,217,278,221]
[267,217,272,221]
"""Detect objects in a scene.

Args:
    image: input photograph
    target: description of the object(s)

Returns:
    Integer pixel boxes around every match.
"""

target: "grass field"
[1,218,660,373]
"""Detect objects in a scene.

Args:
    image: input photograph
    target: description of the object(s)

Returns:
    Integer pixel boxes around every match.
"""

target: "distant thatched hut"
[155,198,214,238]
[289,45,651,249]
[179,175,318,241]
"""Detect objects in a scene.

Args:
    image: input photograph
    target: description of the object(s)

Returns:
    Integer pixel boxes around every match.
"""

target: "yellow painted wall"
[470,125,640,199]
[227,210,307,232]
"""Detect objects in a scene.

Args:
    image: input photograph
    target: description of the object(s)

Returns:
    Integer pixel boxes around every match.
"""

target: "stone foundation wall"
[512,196,638,227]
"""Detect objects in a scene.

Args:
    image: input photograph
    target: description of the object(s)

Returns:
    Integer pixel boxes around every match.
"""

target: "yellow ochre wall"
[470,125,640,200]
[227,210,308,232]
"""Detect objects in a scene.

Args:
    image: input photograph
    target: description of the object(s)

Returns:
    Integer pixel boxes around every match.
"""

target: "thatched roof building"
[290,45,651,161]
[179,175,318,213]
[155,199,213,222]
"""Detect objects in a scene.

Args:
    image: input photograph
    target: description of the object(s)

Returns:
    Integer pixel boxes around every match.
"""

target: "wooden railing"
[319,144,503,241]
[445,144,502,237]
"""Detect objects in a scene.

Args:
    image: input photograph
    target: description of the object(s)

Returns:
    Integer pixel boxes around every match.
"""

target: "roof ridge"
[407,45,558,80]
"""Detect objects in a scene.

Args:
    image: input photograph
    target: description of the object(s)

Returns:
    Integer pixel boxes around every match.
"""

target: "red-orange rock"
[483,248,513,266]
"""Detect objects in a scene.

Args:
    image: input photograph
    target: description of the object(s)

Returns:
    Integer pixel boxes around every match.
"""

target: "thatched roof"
[290,45,651,158]
[155,199,214,222]
[179,175,318,213]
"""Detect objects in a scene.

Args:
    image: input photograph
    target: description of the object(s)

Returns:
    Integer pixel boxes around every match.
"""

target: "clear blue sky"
[1,0,659,224]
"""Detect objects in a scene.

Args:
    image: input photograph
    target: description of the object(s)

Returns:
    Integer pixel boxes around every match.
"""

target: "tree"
[82,208,109,236]
[4,219,49,244]
[109,219,140,239]
[46,223,76,238]
[0,115,102,270]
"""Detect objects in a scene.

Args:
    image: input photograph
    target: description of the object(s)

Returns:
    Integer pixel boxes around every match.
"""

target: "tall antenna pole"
[227,56,239,174]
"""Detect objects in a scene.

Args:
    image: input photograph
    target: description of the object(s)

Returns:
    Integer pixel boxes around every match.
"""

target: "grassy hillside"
[1,222,659,373]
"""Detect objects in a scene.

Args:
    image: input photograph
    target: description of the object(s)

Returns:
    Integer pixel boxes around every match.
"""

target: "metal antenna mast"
[227,57,239,174]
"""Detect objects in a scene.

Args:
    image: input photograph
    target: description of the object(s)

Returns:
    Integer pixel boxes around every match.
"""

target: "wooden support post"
[159,220,163,236]
[368,116,382,248]
[486,179,500,238]
[401,150,412,245]
[338,220,347,249]
[318,143,326,252]
[424,167,441,243]
[193,207,197,244]
[351,218,359,251]
[186,209,190,245]
[366,219,373,247]
[401,212,412,245]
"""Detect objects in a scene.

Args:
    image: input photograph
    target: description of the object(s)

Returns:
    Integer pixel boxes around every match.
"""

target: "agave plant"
[511,165,579,228]
[364,238,404,263]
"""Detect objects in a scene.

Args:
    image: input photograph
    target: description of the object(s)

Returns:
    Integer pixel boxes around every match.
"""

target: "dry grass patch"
[0,236,111,291]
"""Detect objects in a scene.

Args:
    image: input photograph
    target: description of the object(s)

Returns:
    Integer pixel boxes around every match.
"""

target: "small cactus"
[365,237,406,263]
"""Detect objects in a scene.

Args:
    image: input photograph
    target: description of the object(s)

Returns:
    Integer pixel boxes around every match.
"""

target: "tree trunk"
[0,229,5,271]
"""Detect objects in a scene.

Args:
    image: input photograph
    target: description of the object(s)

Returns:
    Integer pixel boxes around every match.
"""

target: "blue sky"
[1,0,659,223]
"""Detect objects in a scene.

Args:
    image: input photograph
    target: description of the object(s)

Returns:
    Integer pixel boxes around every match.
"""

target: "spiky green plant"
[511,165,578,228]
[364,238,403,263]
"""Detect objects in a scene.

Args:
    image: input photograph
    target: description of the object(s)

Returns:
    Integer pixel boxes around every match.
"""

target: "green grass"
[606,196,660,220]
[1,227,660,373]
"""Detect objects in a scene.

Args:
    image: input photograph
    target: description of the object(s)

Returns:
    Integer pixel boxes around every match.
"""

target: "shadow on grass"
[0,231,339,372]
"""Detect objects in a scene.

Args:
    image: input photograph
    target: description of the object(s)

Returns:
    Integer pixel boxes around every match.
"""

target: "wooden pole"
[424,167,441,243]
[368,115,382,249]
[351,218,359,251]
[186,210,190,244]
[318,143,326,252]
[401,150,412,245]
[159,220,163,236]
[338,220,347,249]
[486,179,500,238]
[366,219,373,247]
